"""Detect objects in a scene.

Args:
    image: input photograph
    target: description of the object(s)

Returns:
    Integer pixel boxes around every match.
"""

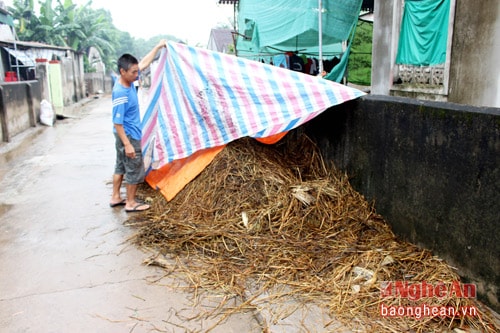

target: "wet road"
[0,96,260,333]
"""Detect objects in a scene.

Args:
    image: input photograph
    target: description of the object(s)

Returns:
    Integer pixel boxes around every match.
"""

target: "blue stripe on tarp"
[188,47,230,144]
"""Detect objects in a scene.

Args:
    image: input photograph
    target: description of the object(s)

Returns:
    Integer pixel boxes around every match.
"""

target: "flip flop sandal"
[125,203,150,213]
[109,199,126,207]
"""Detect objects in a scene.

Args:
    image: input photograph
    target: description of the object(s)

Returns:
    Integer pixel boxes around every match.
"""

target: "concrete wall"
[75,53,86,101]
[34,54,86,114]
[305,95,500,311]
[448,0,500,107]
[61,57,74,106]
[0,51,88,143]
[84,71,115,95]
[371,0,400,96]
[60,54,86,105]
[84,72,106,95]
[0,81,41,142]
[371,0,499,108]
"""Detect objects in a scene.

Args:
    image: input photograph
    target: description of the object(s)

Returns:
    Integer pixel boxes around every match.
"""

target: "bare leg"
[110,173,125,205]
[125,183,150,212]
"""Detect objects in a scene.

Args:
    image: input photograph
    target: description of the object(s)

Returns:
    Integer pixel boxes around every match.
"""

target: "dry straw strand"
[129,133,499,333]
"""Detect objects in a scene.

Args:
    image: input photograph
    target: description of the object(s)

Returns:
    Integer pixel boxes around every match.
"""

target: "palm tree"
[8,0,175,74]
[51,0,79,47]
[9,0,38,40]
[73,5,120,72]
[35,0,66,45]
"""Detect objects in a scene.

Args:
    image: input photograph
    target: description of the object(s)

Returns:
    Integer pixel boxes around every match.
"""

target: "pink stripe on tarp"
[158,83,184,158]
[309,81,327,110]
[177,49,204,151]
[150,51,166,89]
[142,86,160,139]
[262,123,287,138]
[197,48,228,147]
[225,55,259,134]
[141,108,157,146]
[155,126,166,166]
[142,53,166,146]
[281,76,305,120]
[339,84,355,102]
[141,41,366,170]
[248,61,275,127]
[302,109,325,125]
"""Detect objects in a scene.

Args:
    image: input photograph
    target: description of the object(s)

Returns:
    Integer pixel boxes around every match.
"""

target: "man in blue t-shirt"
[109,40,166,212]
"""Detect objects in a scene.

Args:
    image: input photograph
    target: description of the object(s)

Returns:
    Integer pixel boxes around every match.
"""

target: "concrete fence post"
[35,59,51,103]
[26,83,36,127]
[0,86,9,142]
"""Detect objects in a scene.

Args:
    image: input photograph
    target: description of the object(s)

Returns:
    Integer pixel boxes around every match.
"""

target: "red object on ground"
[5,71,17,81]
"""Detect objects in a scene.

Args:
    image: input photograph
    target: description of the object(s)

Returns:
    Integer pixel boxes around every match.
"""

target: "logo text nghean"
[381,281,476,301]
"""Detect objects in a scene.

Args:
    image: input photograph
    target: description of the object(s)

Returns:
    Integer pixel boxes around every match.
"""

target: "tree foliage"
[7,0,181,73]
[347,20,372,86]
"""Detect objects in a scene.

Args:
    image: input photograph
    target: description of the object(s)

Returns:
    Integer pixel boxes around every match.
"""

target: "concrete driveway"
[0,96,262,333]
[5,94,491,333]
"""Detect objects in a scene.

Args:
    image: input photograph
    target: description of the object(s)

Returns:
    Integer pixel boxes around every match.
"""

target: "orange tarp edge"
[145,145,226,201]
[254,131,288,144]
[145,132,288,201]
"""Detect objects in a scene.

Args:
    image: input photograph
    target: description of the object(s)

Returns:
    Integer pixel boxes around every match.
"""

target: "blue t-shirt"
[112,82,142,140]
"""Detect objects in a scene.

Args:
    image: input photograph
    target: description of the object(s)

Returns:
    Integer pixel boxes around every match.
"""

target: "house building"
[0,3,86,142]
[207,28,235,54]
[372,0,499,108]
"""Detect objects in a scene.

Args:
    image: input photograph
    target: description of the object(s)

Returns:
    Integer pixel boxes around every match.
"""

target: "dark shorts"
[114,133,145,184]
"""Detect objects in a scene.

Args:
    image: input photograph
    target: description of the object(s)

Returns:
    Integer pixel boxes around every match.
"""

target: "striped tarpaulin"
[141,41,365,172]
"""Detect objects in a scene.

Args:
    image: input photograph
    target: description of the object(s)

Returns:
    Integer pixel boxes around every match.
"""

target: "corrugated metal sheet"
[3,47,35,67]
[208,29,234,53]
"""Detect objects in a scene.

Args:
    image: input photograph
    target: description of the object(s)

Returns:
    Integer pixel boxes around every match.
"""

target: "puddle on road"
[0,128,46,164]
[0,125,57,181]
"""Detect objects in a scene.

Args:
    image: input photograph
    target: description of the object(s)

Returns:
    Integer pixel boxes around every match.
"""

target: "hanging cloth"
[396,0,450,66]
[324,20,357,83]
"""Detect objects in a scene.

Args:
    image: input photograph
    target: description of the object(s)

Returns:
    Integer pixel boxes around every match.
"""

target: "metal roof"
[208,29,234,53]
[0,39,74,51]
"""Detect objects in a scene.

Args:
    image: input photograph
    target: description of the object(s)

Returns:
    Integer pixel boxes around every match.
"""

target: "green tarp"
[396,0,450,66]
[0,12,14,27]
[235,0,362,58]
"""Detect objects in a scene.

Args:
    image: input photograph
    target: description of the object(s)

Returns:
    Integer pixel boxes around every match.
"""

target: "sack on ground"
[40,99,54,126]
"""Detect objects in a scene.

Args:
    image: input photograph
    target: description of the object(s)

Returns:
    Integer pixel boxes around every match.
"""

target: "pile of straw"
[128,132,498,332]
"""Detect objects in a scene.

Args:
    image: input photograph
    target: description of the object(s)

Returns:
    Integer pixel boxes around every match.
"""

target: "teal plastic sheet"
[396,0,450,66]
[324,20,357,83]
[236,0,362,58]
[0,12,14,27]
